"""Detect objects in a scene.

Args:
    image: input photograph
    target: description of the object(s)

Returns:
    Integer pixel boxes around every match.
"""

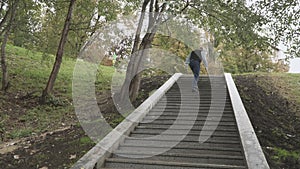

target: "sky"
[289,58,300,73]
[277,43,300,73]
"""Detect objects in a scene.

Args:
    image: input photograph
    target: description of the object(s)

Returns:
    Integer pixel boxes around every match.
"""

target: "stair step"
[141,119,236,125]
[166,92,228,94]
[151,107,233,112]
[104,158,246,169]
[168,88,226,91]
[121,140,241,150]
[165,95,228,97]
[179,78,226,81]
[129,134,240,142]
[136,125,237,133]
[154,103,231,106]
[157,100,231,103]
[157,100,229,103]
[154,104,232,108]
[175,82,226,85]
[147,112,234,117]
[136,125,238,132]
[116,146,243,156]
[149,109,234,114]
[124,137,241,144]
[166,91,228,94]
[112,152,245,166]
[161,99,231,102]
[143,116,235,122]
[131,129,239,137]
[140,120,236,126]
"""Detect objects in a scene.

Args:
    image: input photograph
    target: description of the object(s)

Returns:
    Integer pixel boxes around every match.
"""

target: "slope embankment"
[234,73,300,169]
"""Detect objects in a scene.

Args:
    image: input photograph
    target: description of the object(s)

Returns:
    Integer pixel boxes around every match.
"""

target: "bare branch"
[0,7,11,31]
[180,0,190,13]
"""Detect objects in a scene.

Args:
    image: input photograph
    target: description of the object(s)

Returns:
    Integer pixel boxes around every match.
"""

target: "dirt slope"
[234,74,300,169]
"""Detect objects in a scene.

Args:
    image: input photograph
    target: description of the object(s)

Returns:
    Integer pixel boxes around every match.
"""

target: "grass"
[272,73,300,104]
[257,73,300,112]
[233,72,300,109]
[272,147,300,162]
[9,128,34,139]
[79,136,94,145]
[0,44,116,141]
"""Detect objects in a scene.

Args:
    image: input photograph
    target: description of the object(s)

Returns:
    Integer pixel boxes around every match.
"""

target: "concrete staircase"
[101,75,247,169]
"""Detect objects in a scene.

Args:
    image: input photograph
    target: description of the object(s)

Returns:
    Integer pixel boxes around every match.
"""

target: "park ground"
[0,45,300,168]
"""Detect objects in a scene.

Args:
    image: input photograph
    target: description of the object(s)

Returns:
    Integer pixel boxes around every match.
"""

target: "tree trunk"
[128,33,155,101]
[0,5,11,35]
[1,29,9,91]
[120,0,186,102]
[1,0,18,91]
[119,0,150,101]
[120,0,169,102]
[41,0,76,103]
[127,2,166,101]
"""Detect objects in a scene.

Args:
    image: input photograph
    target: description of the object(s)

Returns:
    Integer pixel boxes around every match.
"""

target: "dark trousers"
[189,59,200,90]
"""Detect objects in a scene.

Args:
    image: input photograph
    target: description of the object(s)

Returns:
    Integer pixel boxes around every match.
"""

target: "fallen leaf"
[69,154,76,160]
[39,167,48,169]
[13,155,20,160]
[30,149,37,155]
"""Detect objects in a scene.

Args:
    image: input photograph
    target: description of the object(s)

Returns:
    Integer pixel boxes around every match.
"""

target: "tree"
[0,1,11,36]
[41,0,76,103]
[119,0,300,102]
[218,44,286,73]
[66,0,120,57]
[35,0,124,58]
[251,0,300,57]
[1,0,19,91]
[120,0,189,102]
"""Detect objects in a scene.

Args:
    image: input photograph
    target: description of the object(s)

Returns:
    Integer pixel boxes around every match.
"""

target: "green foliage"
[109,116,125,128]
[9,128,33,139]
[252,1,300,57]
[65,0,120,56]
[11,0,42,49]
[3,0,297,80]
[143,1,292,74]
[185,1,270,51]
[272,147,300,162]
[153,34,191,60]
[16,0,134,58]
[218,45,286,73]
[79,136,94,145]
[0,114,8,139]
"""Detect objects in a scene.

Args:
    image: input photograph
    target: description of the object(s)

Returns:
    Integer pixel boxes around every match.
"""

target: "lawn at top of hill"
[0,45,115,142]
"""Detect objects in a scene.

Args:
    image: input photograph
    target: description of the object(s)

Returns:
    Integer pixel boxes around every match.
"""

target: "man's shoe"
[192,88,199,94]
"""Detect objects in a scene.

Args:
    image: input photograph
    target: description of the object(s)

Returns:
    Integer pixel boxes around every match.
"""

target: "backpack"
[191,50,202,62]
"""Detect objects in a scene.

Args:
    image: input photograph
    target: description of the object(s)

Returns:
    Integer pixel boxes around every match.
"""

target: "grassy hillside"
[234,73,300,169]
[0,45,121,168]
[0,45,115,141]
